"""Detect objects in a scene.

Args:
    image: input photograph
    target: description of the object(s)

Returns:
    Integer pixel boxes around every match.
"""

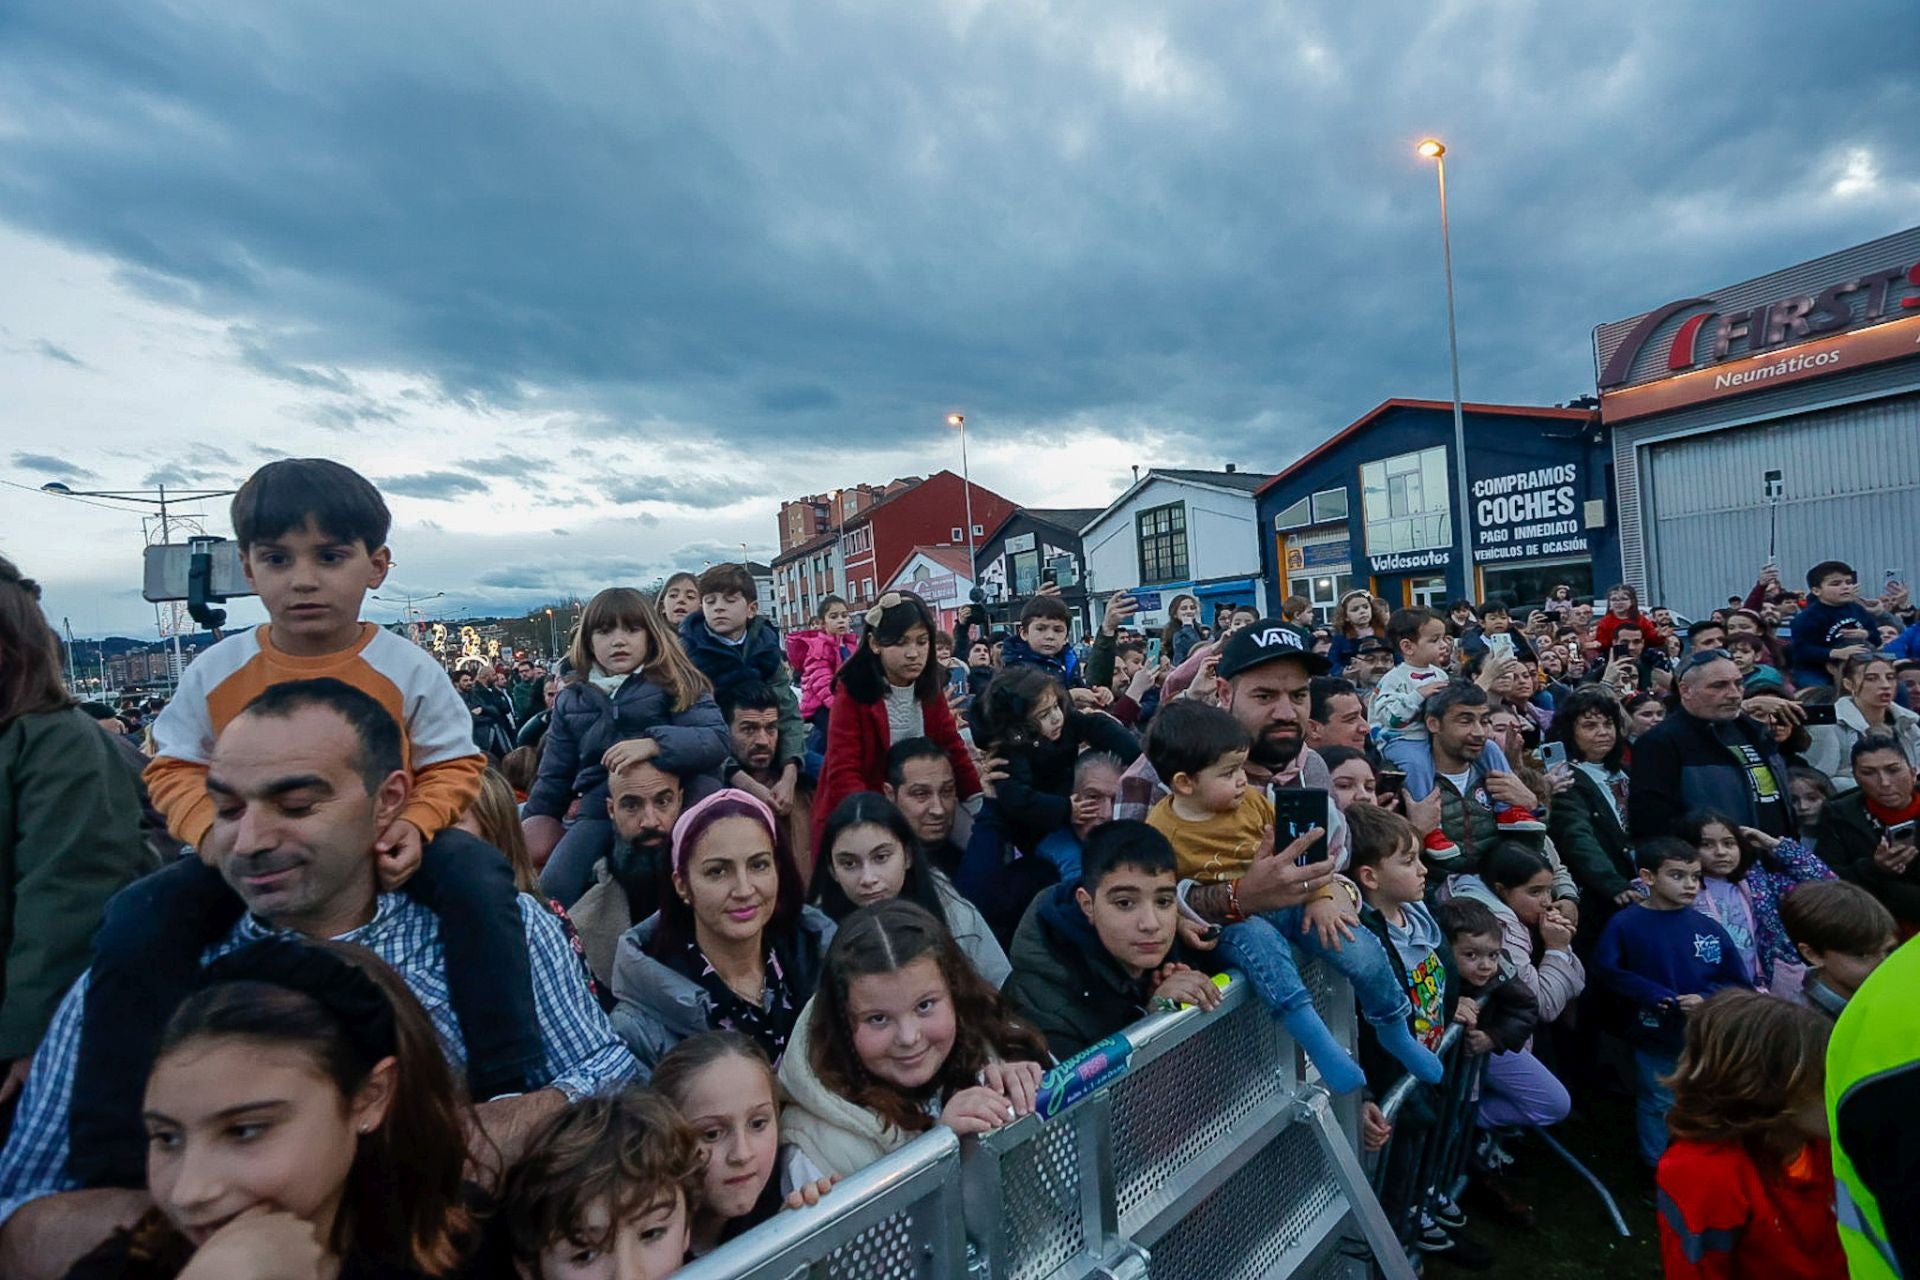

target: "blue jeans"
[1218,905,1412,1027]
[1380,735,1512,802]
[540,815,613,906]
[1633,1047,1678,1167]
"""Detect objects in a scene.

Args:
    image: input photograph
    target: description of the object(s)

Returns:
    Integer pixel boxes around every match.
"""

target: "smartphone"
[1041,568,1058,588]
[1271,786,1330,865]
[1885,820,1916,849]
[1130,589,1164,612]
[1489,632,1515,658]
[947,664,970,695]
[1801,704,1839,727]
[1377,770,1406,802]
[1538,739,1568,771]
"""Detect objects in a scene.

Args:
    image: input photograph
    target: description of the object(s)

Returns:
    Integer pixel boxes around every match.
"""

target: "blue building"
[1254,399,1621,620]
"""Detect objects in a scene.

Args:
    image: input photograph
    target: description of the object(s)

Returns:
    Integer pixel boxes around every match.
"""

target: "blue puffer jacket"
[525,674,729,819]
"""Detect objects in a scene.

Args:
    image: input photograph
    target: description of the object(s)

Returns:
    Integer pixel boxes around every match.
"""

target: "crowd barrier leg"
[1296,1085,1417,1280]
[1527,1125,1632,1239]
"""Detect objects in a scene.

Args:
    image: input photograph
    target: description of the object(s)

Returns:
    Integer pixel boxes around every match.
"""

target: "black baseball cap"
[1217,619,1331,679]
[1354,636,1392,656]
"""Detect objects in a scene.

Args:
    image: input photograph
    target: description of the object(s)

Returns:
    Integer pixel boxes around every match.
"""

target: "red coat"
[1656,1139,1845,1280]
[812,686,981,848]
[1596,612,1662,650]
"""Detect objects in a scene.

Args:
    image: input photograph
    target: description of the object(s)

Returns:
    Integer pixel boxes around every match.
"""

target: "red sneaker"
[1423,828,1462,861]
[1495,806,1546,833]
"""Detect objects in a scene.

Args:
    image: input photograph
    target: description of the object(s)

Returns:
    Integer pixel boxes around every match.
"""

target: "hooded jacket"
[787,628,855,722]
[608,906,836,1074]
[777,996,924,1179]
[990,710,1141,855]
[1805,697,1920,787]
[524,675,728,820]
[680,613,808,766]
[998,632,1083,688]
[1001,881,1169,1060]
[1445,874,1585,1025]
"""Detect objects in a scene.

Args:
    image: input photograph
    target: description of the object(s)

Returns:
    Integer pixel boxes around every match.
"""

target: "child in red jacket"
[813,592,980,848]
[1656,990,1844,1280]
[1595,583,1663,652]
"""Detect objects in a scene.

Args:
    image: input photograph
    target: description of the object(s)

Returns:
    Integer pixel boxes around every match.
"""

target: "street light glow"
[946,412,964,428]
[1416,138,1446,159]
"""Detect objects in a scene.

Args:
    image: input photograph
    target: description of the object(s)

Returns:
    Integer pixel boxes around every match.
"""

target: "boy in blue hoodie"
[1001,820,1220,1060]
[1789,560,1881,688]
[999,592,1084,687]
[677,562,806,807]
[1592,838,1752,1167]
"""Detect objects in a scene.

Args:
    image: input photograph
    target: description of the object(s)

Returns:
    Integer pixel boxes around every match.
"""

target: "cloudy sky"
[2,1,1913,638]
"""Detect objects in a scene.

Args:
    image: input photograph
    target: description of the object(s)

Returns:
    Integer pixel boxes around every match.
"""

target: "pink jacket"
[788,629,855,721]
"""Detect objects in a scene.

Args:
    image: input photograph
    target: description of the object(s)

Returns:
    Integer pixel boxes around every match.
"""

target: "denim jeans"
[539,815,614,906]
[1633,1047,1678,1167]
[1380,735,1513,802]
[1218,905,1413,1026]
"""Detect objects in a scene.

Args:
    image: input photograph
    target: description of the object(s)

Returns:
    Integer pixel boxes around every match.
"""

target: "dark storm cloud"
[12,452,98,480]
[379,470,490,499]
[602,474,760,508]
[0,0,1913,467]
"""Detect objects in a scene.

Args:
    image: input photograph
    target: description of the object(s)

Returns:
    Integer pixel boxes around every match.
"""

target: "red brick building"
[840,470,1017,606]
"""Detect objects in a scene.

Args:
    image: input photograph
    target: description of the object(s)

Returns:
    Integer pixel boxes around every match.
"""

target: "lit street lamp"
[1415,137,1476,600]
[946,412,978,583]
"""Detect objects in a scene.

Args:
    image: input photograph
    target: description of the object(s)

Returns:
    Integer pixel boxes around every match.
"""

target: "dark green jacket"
[1823,791,1920,925]
[0,707,155,1058]
[1547,767,1634,903]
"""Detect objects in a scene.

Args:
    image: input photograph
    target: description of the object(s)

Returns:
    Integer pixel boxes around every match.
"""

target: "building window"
[1275,488,1350,531]
[972,524,983,537]
[1361,448,1451,556]
[950,527,964,542]
[1136,502,1189,585]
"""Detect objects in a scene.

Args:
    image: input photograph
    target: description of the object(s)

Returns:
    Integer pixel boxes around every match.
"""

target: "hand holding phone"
[1537,739,1568,771]
[1271,787,1331,865]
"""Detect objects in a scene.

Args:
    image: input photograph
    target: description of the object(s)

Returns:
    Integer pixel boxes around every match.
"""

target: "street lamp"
[372,590,445,643]
[545,607,558,660]
[946,412,978,584]
[38,480,238,692]
[1415,137,1475,601]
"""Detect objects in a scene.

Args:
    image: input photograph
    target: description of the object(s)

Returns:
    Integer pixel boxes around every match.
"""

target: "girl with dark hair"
[1594,583,1661,653]
[527,586,728,904]
[812,593,979,849]
[611,790,835,1072]
[652,1031,838,1258]
[656,572,702,628]
[1678,810,1834,996]
[970,664,1140,856]
[0,554,151,1103]
[1447,844,1586,1029]
[813,793,1009,986]
[1327,589,1389,676]
[777,900,1049,1179]
[1545,688,1637,930]
[67,938,472,1279]
[1160,594,1207,666]
[1656,992,1843,1280]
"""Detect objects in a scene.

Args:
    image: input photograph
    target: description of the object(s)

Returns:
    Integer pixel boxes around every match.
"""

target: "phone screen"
[1538,740,1568,771]
[1801,704,1839,727]
[1377,770,1406,799]
[1271,787,1330,865]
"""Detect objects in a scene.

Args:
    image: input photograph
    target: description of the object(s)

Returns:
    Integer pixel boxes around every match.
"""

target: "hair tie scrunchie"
[864,591,905,628]
[202,938,399,1066]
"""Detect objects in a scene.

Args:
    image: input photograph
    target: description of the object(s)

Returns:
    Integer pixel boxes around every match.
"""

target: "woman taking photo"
[811,793,1009,987]
[0,555,151,1106]
[612,789,835,1073]
[1545,688,1636,938]
[1806,653,1920,785]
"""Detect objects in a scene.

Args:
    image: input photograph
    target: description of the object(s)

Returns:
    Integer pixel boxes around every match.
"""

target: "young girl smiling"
[527,587,728,905]
[1679,810,1834,995]
[71,938,471,1280]
[777,901,1049,1180]
[1160,594,1207,666]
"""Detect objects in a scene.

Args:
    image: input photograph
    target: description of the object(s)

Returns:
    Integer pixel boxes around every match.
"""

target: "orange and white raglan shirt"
[145,623,487,852]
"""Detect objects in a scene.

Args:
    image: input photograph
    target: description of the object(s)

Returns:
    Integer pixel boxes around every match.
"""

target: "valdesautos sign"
[1594,227,1920,422]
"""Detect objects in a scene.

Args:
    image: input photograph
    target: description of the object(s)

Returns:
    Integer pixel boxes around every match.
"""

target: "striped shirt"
[0,893,638,1227]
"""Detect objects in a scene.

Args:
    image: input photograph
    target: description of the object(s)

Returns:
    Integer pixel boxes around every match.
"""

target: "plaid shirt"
[0,893,637,1227]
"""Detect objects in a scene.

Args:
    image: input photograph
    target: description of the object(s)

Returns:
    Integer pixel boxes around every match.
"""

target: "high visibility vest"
[1826,937,1920,1279]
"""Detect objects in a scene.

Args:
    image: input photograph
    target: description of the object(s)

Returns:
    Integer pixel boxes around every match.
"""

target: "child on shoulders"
[1142,701,1442,1094]
[973,663,1140,858]
[999,593,1084,687]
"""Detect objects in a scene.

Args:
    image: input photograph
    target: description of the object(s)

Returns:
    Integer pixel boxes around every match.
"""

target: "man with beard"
[569,759,686,989]
[718,683,814,880]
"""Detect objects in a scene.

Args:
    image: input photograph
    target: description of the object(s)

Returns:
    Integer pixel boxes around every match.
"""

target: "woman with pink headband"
[610,788,837,1074]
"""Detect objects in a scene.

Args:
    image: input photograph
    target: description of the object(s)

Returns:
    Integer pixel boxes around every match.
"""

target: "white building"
[1079,467,1275,634]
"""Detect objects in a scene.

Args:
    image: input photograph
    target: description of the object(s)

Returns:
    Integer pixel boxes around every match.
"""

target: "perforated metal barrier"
[676,966,1408,1280]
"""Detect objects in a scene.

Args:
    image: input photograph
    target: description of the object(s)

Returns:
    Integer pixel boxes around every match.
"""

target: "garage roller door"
[1644,393,1920,615]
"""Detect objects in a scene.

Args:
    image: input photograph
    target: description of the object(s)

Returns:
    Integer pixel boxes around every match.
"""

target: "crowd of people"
[0,455,1916,1279]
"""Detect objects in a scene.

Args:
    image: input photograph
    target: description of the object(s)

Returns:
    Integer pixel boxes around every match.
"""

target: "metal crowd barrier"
[678,964,1417,1280]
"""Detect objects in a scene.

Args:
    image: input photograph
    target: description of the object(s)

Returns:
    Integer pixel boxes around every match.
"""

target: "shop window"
[1480,560,1594,612]
[1136,502,1190,584]
[1312,488,1349,523]
[1408,575,1448,609]
[1287,572,1354,624]
[1362,448,1452,557]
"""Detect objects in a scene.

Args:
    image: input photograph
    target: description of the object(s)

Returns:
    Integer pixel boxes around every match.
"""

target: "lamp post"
[545,607,558,660]
[1415,138,1475,601]
[372,590,445,644]
[39,481,237,692]
[946,413,978,583]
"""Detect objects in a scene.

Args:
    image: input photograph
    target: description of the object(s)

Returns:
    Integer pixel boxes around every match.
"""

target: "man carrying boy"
[1370,608,1525,812]
[1144,701,1442,1093]
[1790,560,1881,688]
[677,563,806,816]
[1002,821,1221,1059]
[1592,838,1753,1167]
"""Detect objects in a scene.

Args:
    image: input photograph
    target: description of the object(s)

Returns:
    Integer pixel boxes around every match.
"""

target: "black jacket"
[1549,767,1634,903]
[1002,882,1195,1060]
[1627,708,1796,842]
[524,673,728,820]
[1457,963,1541,1053]
[1822,790,1920,925]
[993,711,1140,854]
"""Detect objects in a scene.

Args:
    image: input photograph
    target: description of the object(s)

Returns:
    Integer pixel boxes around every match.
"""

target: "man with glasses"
[1628,651,1795,842]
